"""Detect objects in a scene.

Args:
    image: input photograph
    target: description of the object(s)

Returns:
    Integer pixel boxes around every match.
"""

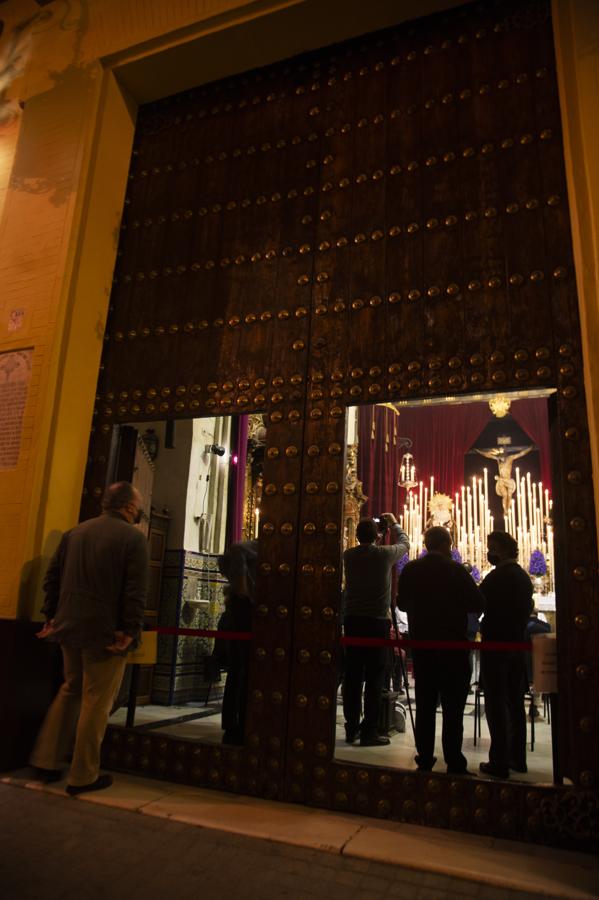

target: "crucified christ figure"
[474,446,534,514]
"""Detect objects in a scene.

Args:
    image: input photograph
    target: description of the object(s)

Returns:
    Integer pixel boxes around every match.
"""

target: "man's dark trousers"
[221,593,252,741]
[413,649,471,771]
[343,616,389,737]
[481,651,527,771]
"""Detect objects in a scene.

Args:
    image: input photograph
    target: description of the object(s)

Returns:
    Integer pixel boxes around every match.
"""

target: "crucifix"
[474,445,534,514]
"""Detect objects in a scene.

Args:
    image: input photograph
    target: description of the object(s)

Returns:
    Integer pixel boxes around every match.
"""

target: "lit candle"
[467,486,472,540]
[254,506,260,539]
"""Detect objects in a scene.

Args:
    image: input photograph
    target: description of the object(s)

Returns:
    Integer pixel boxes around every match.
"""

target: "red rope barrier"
[341,636,531,651]
[143,625,529,651]
[145,626,252,640]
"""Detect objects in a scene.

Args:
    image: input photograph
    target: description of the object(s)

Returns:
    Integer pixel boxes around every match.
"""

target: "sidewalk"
[2,770,598,899]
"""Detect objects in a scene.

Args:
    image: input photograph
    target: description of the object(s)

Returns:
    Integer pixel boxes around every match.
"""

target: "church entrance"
[82,0,597,848]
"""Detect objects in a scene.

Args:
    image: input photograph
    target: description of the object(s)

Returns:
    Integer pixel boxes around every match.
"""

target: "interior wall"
[184,416,233,554]
[141,419,192,549]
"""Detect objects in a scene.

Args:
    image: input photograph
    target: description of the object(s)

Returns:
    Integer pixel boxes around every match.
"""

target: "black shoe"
[31,767,64,784]
[415,755,437,772]
[479,762,509,779]
[66,774,113,796]
[509,761,528,773]
[360,734,391,747]
[344,725,359,744]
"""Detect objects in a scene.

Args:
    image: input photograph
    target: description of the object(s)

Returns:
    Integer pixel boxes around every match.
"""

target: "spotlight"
[206,443,226,457]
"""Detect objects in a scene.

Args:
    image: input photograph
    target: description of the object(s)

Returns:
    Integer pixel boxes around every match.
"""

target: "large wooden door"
[84,0,598,850]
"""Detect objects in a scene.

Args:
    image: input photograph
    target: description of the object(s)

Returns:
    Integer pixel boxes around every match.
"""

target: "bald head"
[102,482,143,524]
[424,526,452,557]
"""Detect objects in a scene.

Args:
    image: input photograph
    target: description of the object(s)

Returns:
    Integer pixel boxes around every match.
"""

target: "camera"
[374,516,388,533]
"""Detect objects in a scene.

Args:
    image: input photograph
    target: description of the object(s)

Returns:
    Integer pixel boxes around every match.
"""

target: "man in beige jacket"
[30,482,148,795]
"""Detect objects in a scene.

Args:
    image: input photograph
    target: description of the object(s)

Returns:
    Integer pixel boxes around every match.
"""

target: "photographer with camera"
[342,517,409,746]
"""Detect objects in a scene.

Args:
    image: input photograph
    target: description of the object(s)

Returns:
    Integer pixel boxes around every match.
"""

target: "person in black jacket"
[217,540,258,745]
[30,482,148,795]
[398,527,483,774]
[479,530,534,779]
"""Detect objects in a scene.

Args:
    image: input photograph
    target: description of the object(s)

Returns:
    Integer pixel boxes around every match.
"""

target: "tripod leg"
[397,651,415,740]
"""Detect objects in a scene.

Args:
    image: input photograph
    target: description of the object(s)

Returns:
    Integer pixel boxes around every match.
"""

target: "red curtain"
[357,406,405,519]
[358,398,552,519]
[231,414,249,543]
[509,399,552,489]
[358,403,492,518]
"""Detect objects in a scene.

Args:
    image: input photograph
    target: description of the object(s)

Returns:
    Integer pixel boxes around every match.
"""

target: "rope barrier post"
[391,603,415,740]
[126,663,140,728]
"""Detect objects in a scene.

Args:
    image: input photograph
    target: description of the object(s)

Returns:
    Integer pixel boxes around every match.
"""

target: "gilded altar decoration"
[344,444,367,548]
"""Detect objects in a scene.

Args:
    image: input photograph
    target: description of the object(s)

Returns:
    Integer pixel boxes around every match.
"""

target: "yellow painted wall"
[0,0,276,619]
[553,0,599,525]
[0,0,598,620]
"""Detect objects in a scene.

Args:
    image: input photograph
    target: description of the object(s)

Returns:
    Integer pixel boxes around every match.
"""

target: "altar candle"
[423,487,428,527]
[545,489,550,523]
[419,481,423,519]
[467,486,473,538]
[472,476,478,533]
[430,476,434,500]
[515,467,521,528]
[547,524,555,593]
[254,506,260,538]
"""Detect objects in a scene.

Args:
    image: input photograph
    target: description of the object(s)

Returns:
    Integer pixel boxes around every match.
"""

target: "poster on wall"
[0,348,33,470]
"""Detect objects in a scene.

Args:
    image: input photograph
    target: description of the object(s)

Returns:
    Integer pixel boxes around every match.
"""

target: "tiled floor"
[110,693,557,785]
[1,771,597,899]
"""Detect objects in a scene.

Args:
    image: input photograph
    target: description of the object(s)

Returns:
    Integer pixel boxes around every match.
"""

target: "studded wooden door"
[86,0,598,850]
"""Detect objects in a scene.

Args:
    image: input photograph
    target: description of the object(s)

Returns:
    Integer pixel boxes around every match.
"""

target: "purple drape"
[231,414,249,543]
[509,399,552,489]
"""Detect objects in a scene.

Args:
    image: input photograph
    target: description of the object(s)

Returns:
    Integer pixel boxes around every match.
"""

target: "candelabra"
[398,452,417,490]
